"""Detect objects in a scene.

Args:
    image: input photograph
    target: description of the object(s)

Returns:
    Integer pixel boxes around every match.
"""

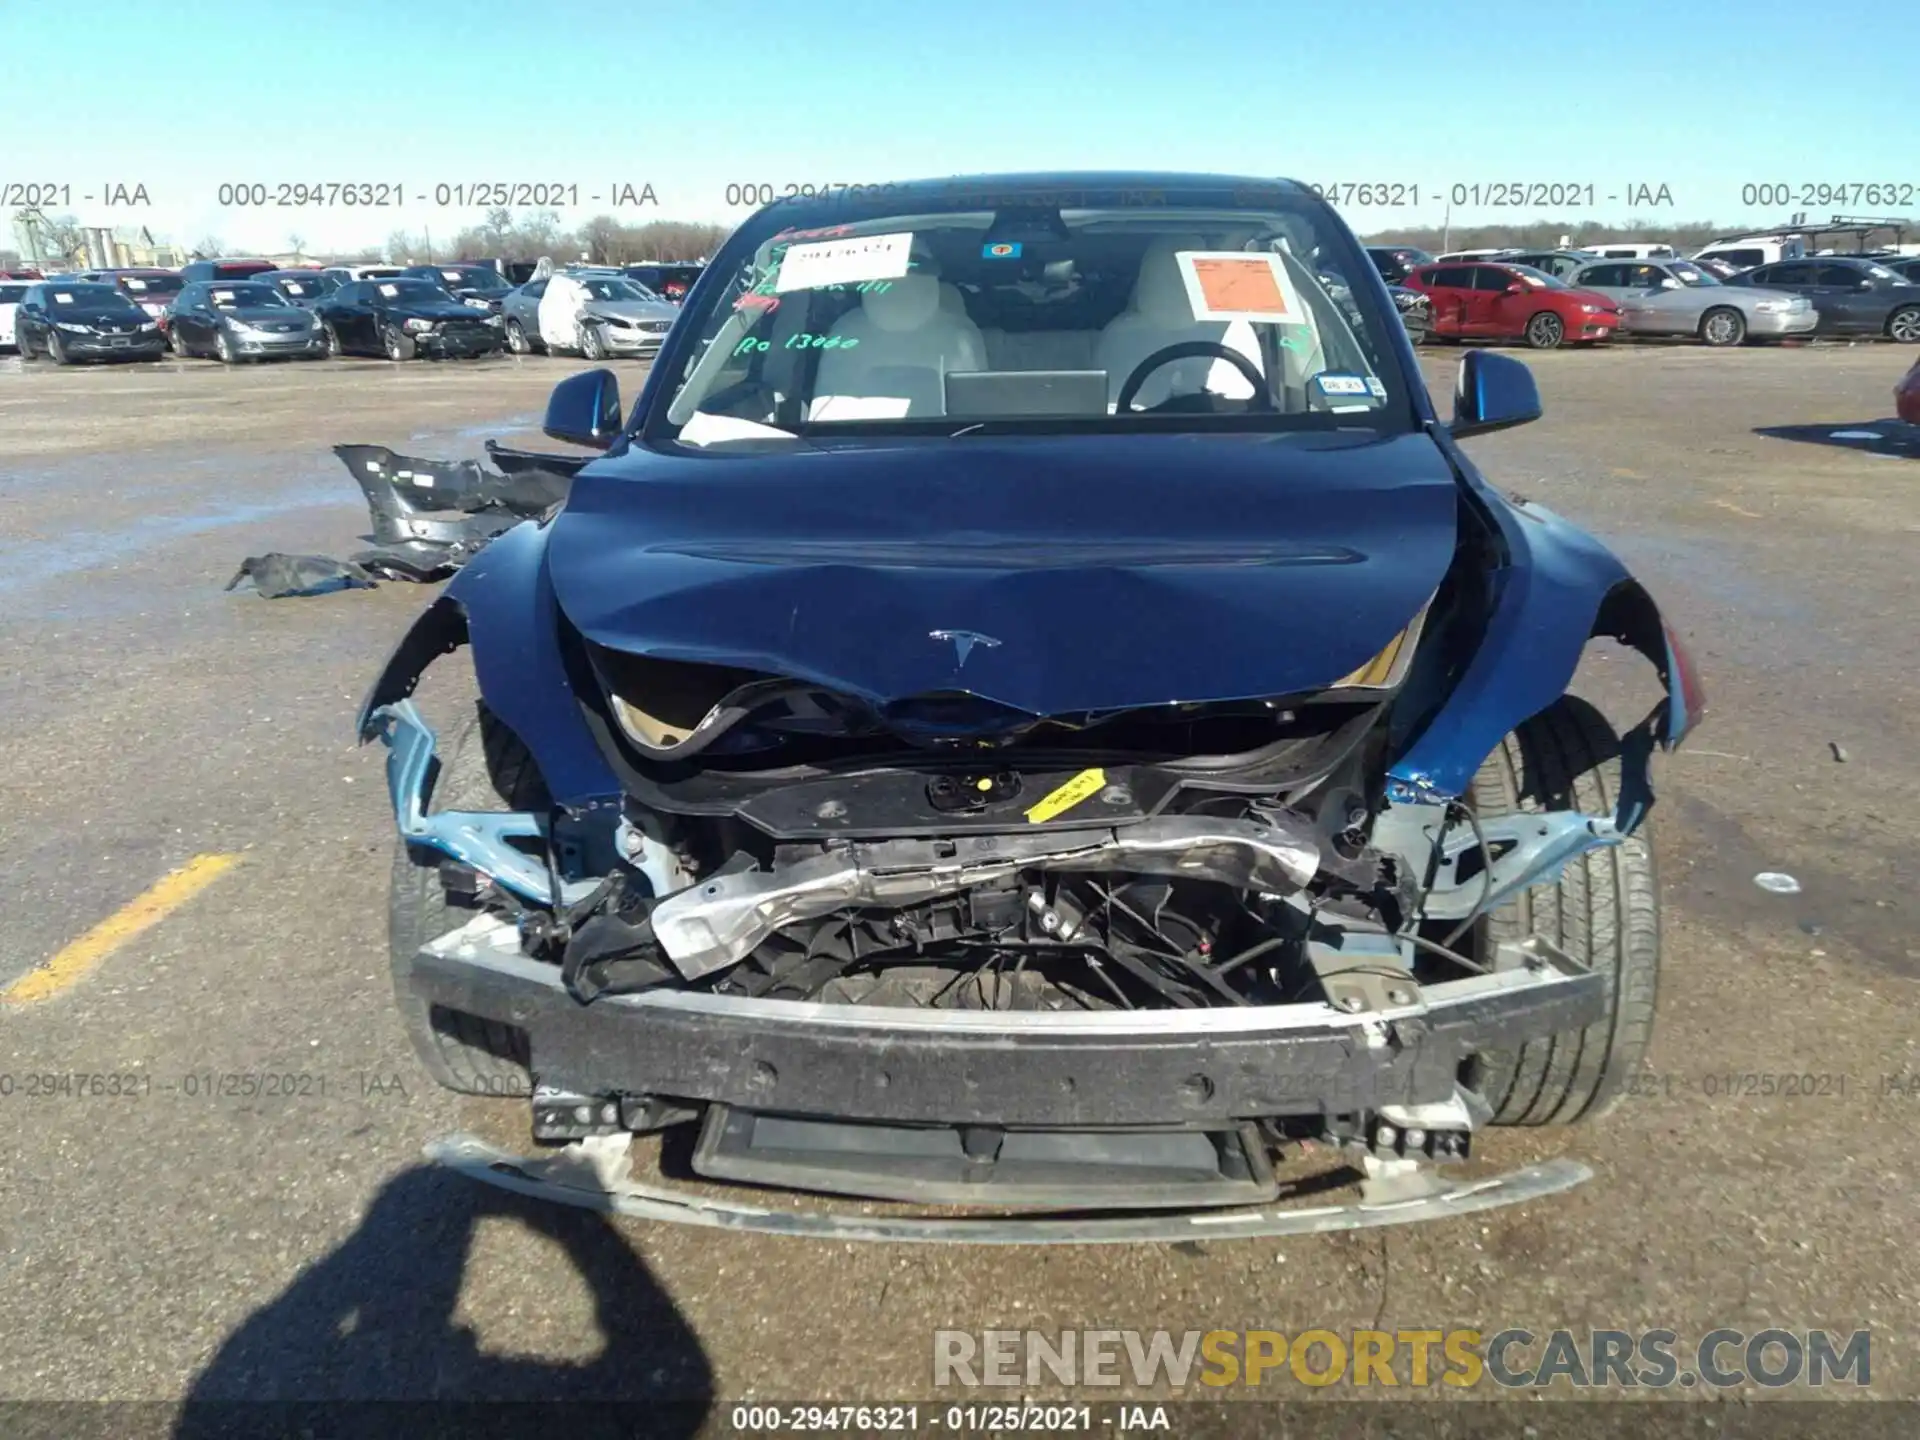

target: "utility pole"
[1441,199,1452,255]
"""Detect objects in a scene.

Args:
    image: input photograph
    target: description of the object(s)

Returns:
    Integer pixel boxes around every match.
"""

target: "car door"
[321,282,365,350]
[1620,262,1692,332]
[16,286,47,348]
[1813,263,1882,331]
[1574,262,1633,310]
[170,285,204,350]
[511,279,547,333]
[1468,265,1526,337]
[1415,266,1472,334]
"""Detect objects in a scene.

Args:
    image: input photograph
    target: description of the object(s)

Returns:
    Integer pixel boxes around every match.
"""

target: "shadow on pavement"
[1754,419,1920,459]
[174,1163,712,1436]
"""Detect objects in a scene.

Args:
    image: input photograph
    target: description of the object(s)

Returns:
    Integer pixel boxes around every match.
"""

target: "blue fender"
[356,519,621,809]
[1388,482,1703,817]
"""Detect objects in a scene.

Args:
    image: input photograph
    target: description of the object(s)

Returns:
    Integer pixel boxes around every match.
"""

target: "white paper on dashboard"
[775,232,913,293]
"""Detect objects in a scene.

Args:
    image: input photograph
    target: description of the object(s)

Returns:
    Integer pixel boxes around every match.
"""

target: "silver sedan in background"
[1570,258,1816,346]
[498,273,679,359]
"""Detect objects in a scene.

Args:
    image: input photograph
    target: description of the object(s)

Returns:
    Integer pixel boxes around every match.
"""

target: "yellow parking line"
[2,853,242,1006]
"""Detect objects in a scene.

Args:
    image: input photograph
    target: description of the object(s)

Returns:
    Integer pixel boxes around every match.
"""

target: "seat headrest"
[862,272,941,331]
[1132,236,1205,323]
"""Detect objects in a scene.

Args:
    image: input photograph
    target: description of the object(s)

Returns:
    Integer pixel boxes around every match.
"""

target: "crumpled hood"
[582,298,678,325]
[546,432,1460,715]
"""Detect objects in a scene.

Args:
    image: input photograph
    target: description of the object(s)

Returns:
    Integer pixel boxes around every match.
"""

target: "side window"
[1628,265,1663,287]
[335,283,362,304]
[524,279,548,298]
[1817,263,1866,286]
[1472,266,1515,292]
[1428,266,1473,288]
[1767,263,1813,286]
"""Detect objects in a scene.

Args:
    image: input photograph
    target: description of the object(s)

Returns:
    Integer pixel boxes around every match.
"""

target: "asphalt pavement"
[1,342,1916,1423]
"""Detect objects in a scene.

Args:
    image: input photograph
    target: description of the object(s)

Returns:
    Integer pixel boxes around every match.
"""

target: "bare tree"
[286,232,307,260]
[191,233,228,260]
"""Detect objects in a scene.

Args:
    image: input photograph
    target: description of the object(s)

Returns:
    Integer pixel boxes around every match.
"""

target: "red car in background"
[1402,260,1621,349]
[76,267,185,322]
[1898,356,1920,425]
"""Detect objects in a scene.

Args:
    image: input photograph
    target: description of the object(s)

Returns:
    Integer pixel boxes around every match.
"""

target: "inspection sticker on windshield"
[1178,251,1304,323]
[775,231,913,293]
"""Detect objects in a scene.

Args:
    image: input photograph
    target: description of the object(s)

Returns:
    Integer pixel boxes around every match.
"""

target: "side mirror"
[543,368,622,449]
[1450,350,1541,439]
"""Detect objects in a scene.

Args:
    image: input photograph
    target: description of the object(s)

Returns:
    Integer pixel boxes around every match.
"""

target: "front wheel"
[1462,695,1660,1125]
[214,329,238,364]
[319,322,339,357]
[388,705,547,1096]
[48,330,72,365]
[1523,312,1565,349]
[1698,307,1746,347]
[1887,306,1920,344]
[579,322,608,360]
[384,326,416,361]
[505,318,531,354]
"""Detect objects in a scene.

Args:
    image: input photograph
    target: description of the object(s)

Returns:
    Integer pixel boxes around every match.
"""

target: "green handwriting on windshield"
[733,333,861,356]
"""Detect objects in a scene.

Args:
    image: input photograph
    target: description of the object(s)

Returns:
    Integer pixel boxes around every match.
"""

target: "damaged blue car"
[359,174,1705,1241]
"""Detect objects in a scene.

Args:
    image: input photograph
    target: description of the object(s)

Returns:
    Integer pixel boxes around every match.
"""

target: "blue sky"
[5,0,1916,253]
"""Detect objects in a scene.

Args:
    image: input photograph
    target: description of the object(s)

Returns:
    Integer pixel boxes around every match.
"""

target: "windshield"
[1667,262,1719,288]
[0,283,30,302]
[438,267,507,291]
[375,279,452,302]
[1507,265,1569,290]
[118,274,184,297]
[49,285,141,312]
[270,274,335,298]
[656,191,1405,444]
[1860,262,1901,282]
[208,284,291,308]
[581,277,648,301]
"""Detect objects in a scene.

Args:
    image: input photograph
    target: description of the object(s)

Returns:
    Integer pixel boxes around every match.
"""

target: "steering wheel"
[1114,341,1275,414]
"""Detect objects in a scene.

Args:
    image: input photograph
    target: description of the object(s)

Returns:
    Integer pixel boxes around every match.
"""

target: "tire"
[48,330,72,365]
[1698,307,1746,348]
[215,329,238,364]
[384,326,416,361]
[169,326,189,357]
[1462,694,1660,1126]
[319,322,339,357]
[505,318,530,354]
[1887,305,1920,344]
[580,322,608,361]
[388,704,548,1095]
[1523,312,1565,349]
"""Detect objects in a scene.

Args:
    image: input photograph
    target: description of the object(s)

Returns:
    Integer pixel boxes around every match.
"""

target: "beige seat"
[809,274,986,420]
[1095,238,1267,409]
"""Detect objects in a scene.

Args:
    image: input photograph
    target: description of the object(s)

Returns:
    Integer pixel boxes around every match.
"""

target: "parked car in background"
[179,257,280,283]
[0,279,29,349]
[1725,257,1920,342]
[1690,256,1743,281]
[621,262,703,301]
[500,273,678,358]
[1499,250,1595,281]
[76,267,186,319]
[1879,256,1920,284]
[1692,237,1803,272]
[1569,258,1816,346]
[320,263,406,285]
[1898,356,1920,425]
[1434,248,1520,263]
[1586,243,1678,261]
[1364,245,1433,284]
[399,263,514,313]
[258,269,340,309]
[13,281,166,363]
[168,281,327,362]
[313,277,504,360]
[1401,261,1619,348]
[0,267,44,280]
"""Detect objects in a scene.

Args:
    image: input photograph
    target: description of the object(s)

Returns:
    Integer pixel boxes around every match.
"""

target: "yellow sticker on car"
[1026,768,1106,824]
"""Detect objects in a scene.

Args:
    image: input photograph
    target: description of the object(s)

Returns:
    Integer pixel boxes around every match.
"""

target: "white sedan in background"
[1569,258,1816,346]
[0,280,28,349]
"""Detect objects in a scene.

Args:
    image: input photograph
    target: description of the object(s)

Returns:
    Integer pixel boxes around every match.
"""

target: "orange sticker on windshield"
[1178,251,1303,324]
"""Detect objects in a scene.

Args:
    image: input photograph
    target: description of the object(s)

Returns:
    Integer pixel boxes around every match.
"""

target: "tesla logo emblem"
[929,629,1001,667]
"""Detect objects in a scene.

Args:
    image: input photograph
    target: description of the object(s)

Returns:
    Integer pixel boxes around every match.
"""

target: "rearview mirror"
[543,368,622,449]
[1450,350,1541,439]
